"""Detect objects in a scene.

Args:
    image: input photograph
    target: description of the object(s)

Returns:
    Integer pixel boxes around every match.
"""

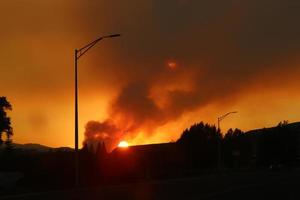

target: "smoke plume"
[83,0,300,150]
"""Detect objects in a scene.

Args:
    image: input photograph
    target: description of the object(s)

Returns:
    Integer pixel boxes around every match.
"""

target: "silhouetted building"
[103,143,185,181]
[246,121,300,166]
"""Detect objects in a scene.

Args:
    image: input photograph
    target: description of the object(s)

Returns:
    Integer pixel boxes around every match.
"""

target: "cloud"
[1,0,300,148]
[83,0,300,148]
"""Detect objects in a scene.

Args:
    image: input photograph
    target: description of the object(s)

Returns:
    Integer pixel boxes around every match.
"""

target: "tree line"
[177,121,299,170]
[0,96,13,145]
[0,96,299,190]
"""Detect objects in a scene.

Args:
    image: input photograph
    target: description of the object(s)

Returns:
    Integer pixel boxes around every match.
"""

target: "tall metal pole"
[217,117,221,171]
[217,111,237,171]
[75,49,79,187]
[73,34,121,188]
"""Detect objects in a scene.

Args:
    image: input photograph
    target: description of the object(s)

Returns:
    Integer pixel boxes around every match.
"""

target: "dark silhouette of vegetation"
[175,121,299,170]
[0,97,13,145]
[223,128,252,168]
[177,122,220,170]
[0,120,299,194]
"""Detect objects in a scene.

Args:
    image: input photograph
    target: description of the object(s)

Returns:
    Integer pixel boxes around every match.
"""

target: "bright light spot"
[166,59,178,70]
[167,61,177,69]
[118,141,129,148]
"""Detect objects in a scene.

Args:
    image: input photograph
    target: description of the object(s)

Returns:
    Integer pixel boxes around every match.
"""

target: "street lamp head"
[218,111,238,122]
[105,34,121,38]
[77,33,121,59]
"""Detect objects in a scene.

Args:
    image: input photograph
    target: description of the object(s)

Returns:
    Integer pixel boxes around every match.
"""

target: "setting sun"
[118,141,129,148]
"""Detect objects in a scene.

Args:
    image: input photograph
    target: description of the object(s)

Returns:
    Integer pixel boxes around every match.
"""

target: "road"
[1,169,300,200]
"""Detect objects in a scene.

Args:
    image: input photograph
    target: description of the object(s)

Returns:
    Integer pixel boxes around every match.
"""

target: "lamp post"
[217,111,237,171]
[74,34,121,187]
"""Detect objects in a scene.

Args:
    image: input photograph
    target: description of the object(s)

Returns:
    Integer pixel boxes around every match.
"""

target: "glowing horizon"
[1,0,300,148]
[118,141,129,148]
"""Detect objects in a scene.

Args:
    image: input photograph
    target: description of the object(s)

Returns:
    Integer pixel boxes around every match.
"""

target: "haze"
[1,0,300,148]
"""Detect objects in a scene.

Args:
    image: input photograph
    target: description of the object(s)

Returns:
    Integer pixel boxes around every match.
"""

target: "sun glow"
[118,141,129,148]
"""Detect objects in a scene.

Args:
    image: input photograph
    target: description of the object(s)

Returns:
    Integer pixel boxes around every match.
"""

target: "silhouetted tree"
[277,120,289,127]
[177,122,220,170]
[223,128,252,168]
[0,97,13,145]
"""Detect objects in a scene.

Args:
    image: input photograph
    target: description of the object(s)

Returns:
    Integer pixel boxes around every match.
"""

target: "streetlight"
[74,33,121,187]
[217,111,238,131]
[217,111,238,171]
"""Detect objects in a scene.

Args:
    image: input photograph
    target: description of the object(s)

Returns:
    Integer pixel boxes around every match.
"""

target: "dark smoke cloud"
[83,0,300,149]
[83,120,122,151]
[110,82,164,132]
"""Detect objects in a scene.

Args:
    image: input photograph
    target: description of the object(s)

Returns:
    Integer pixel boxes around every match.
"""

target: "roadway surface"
[1,169,300,200]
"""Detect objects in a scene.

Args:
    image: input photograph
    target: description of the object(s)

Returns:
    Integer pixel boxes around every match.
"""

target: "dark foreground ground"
[1,168,300,200]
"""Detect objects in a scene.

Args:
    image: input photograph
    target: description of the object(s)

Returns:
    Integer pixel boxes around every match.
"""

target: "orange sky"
[1,0,300,148]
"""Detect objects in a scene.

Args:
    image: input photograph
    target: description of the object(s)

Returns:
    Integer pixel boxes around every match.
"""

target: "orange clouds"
[1,0,300,149]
